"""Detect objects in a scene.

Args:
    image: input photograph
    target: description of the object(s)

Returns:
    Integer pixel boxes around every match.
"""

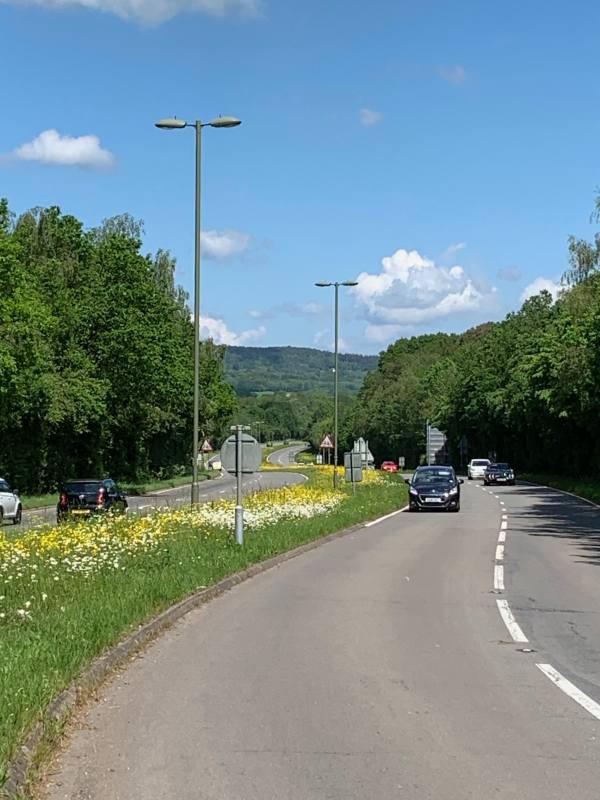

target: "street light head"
[155,118,187,129]
[342,280,359,287]
[209,116,242,128]
[315,281,332,287]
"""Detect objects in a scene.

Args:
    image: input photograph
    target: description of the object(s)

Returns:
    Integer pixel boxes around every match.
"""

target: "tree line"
[347,194,600,474]
[0,201,236,492]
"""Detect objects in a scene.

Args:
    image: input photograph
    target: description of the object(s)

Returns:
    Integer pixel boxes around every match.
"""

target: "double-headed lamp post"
[315,280,358,488]
[155,115,241,505]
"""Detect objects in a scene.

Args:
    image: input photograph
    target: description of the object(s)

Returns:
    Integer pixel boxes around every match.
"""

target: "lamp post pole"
[155,115,241,505]
[315,279,358,489]
[192,121,202,504]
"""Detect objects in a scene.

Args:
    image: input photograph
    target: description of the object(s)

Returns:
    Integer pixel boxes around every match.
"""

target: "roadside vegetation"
[0,467,406,784]
[0,201,236,494]
[520,474,600,506]
[348,192,600,477]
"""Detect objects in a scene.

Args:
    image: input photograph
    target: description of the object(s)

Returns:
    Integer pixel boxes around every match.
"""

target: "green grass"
[520,473,600,505]
[0,471,407,788]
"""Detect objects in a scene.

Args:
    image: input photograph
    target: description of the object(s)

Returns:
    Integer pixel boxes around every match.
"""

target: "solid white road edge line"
[536,664,600,721]
[498,529,506,543]
[494,564,505,591]
[495,543,504,561]
[496,599,528,642]
[365,505,410,527]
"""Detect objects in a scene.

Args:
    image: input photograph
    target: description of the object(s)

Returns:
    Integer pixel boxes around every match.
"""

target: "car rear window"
[0,480,10,492]
[472,460,490,466]
[492,463,510,469]
[64,481,103,494]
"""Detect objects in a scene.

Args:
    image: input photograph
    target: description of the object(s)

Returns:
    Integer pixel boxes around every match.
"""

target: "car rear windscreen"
[64,481,102,494]
[472,460,490,466]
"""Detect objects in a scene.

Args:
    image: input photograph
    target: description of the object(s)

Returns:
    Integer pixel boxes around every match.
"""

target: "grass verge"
[520,473,600,505]
[0,469,406,788]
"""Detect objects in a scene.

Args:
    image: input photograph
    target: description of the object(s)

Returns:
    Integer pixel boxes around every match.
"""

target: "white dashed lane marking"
[496,599,528,642]
[537,664,600,721]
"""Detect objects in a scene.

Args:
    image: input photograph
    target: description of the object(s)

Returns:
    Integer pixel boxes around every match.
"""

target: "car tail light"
[96,486,106,505]
[59,491,68,508]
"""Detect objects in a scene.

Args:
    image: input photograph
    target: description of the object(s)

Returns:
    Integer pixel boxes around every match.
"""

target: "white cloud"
[520,277,562,303]
[200,315,265,346]
[7,129,115,169]
[1,0,262,24]
[313,330,351,353]
[352,247,494,328]
[359,108,383,127]
[364,324,404,343]
[441,242,466,261]
[201,229,252,261]
[437,65,467,85]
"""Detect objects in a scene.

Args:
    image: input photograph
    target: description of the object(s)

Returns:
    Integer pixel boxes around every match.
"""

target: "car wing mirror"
[459,478,464,484]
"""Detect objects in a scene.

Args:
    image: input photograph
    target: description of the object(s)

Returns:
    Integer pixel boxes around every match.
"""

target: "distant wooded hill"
[224,346,378,395]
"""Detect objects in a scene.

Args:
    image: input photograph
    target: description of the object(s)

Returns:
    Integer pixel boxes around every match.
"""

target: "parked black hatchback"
[405,466,463,512]
[57,479,128,523]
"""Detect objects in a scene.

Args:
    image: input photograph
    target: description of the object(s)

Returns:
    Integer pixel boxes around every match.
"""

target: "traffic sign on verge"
[201,438,213,453]
[320,434,334,449]
[220,433,262,475]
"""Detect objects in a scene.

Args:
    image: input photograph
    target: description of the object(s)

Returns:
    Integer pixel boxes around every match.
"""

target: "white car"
[0,477,23,525]
[467,458,491,480]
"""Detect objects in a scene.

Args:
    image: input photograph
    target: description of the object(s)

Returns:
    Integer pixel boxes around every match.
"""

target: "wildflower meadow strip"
[0,471,406,785]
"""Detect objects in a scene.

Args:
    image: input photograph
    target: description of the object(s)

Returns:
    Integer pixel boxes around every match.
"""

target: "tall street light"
[155,115,241,504]
[315,280,358,488]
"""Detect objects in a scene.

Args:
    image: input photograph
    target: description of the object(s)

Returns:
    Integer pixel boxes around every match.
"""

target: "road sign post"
[221,428,261,546]
[344,452,362,494]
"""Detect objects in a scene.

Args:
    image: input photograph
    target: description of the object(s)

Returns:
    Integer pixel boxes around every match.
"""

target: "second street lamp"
[155,115,241,504]
[315,279,358,488]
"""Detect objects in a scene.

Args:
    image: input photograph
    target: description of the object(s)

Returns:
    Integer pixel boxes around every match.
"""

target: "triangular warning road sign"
[320,434,334,449]
[201,438,213,452]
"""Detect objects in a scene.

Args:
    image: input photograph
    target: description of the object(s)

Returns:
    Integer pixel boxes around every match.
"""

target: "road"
[16,445,307,531]
[42,480,600,799]
[267,442,308,465]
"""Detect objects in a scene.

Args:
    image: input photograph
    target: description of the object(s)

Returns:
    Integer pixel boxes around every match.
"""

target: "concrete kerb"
[1,513,384,800]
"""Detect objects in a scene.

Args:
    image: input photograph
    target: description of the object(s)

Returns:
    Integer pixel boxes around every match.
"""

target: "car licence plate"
[424,497,442,503]
[71,510,90,515]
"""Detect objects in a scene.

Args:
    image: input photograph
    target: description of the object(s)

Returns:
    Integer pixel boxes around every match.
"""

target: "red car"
[380,461,399,473]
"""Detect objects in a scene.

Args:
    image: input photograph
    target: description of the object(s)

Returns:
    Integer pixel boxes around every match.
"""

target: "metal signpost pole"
[235,425,244,546]
[426,419,430,466]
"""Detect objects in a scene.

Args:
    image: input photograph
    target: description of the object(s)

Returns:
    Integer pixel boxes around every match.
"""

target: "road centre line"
[496,599,528,642]
[536,664,600,721]
[502,514,508,520]
[501,520,508,529]
[495,544,505,561]
[364,505,410,527]
[494,564,505,591]
[498,529,506,543]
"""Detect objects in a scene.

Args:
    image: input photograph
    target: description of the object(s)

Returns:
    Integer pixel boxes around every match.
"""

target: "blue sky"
[1,0,599,354]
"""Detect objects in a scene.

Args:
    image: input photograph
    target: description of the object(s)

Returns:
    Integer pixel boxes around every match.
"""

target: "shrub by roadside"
[0,469,407,786]
[520,474,600,505]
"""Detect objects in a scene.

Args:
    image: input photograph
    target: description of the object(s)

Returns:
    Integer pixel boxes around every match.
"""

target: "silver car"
[467,458,491,480]
[0,477,23,525]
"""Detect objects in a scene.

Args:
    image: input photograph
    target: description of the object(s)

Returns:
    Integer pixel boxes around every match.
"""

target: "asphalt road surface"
[17,445,307,531]
[267,443,308,465]
[42,480,600,799]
